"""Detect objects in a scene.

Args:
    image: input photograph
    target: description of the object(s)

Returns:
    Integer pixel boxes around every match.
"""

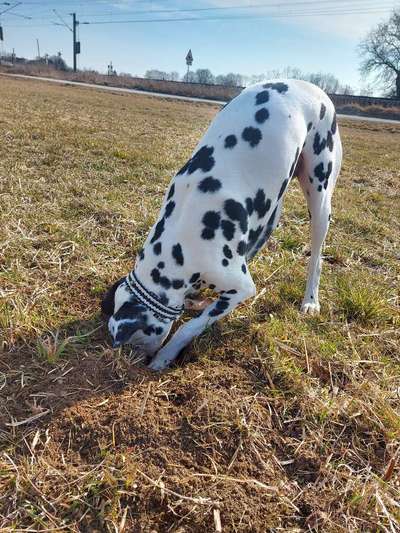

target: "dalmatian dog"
[102,79,342,371]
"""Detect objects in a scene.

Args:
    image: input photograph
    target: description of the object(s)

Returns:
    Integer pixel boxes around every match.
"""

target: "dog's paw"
[148,357,169,371]
[300,301,320,315]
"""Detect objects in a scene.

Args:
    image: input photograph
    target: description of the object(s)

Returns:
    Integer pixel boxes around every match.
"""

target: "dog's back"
[138,79,341,286]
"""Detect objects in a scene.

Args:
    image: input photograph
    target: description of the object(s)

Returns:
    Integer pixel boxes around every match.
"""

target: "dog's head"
[101,278,172,355]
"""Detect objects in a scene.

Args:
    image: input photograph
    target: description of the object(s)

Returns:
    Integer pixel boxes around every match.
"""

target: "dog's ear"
[113,313,146,348]
[101,277,125,316]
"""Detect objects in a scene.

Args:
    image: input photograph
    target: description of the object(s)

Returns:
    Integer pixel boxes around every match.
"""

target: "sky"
[0,0,399,93]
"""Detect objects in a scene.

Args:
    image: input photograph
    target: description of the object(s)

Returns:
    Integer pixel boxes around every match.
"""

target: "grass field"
[0,77,399,532]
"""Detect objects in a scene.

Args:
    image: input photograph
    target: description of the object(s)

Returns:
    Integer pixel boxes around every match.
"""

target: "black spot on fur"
[167,183,175,200]
[252,206,278,257]
[157,262,165,269]
[115,317,146,345]
[307,122,313,132]
[159,293,169,305]
[224,200,248,233]
[138,249,145,261]
[314,161,333,191]
[114,300,146,321]
[253,189,271,218]
[160,276,171,290]
[247,225,263,255]
[153,242,162,255]
[313,132,327,155]
[242,126,262,148]
[177,145,215,175]
[221,219,235,241]
[255,90,269,105]
[237,240,246,256]
[222,259,229,267]
[151,268,160,284]
[331,113,337,135]
[190,273,200,283]
[202,228,216,240]
[278,179,288,200]
[209,284,216,290]
[209,299,230,317]
[198,176,222,193]
[327,130,334,152]
[225,135,237,149]
[203,211,221,230]
[172,243,184,266]
[320,103,327,120]
[172,279,184,289]
[223,245,233,259]
[226,289,237,294]
[150,217,165,243]
[263,82,289,94]
[165,201,175,218]
[241,264,247,274]
[144,325,156,336]
[255,108,269,124]
[246,198,254,216]
[201,211,221,240]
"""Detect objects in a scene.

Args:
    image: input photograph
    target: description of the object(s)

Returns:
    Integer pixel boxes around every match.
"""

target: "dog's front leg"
[148,282,255,371]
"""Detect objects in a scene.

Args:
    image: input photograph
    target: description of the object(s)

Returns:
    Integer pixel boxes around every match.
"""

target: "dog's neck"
[125,270,184,321]
[132,254,188,315]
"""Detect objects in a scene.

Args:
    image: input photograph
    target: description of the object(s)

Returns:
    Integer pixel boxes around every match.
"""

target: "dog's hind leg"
[296,124,342,314]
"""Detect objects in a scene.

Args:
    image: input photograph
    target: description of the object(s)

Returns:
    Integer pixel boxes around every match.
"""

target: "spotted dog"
[102,79,343,371]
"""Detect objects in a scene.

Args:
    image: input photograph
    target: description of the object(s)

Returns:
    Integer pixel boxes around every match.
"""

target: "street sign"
[186,49,193,66]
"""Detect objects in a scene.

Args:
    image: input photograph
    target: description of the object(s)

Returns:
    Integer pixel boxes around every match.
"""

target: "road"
[2,72,400,125]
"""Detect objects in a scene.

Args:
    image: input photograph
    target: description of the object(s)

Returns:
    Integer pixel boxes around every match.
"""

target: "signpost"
[185,49,193,82]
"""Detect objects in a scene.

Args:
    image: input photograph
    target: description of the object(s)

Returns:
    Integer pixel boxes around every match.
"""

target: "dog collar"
[125,271,183,321]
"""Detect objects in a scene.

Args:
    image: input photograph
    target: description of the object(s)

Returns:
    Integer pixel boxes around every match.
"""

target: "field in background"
[0,77,399,532]
[2,64,400,121]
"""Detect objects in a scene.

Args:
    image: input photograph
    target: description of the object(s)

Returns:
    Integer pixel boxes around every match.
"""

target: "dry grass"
[337,103,400,121]
[0,64,240,101]
[1,76,400,532]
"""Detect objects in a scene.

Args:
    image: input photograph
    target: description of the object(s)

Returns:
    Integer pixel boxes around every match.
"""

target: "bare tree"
[359,10,400,98]
[263,66,351,94]
[215,73,243,87]
[194,69,215,84]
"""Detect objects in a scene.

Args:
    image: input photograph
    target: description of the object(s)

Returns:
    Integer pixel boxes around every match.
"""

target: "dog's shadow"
[1,285,230,438]
[1,308,218,434]
[0,315,158,432]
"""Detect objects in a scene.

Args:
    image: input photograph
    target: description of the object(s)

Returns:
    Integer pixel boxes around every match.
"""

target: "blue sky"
[1,0,398,93]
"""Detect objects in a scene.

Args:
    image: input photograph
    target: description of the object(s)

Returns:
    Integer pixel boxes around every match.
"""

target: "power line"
[5,0,399,15]
[59,0,399,18]
[3,0,398,27]
[4,0,393,28]
[0,1,21,16]
[52,8,72,31]
[78,7,400,25]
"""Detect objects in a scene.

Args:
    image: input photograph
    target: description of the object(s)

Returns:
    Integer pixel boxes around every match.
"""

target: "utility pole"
[36,38,40,59]
[72,13,77,72]
[52,10,78,71]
